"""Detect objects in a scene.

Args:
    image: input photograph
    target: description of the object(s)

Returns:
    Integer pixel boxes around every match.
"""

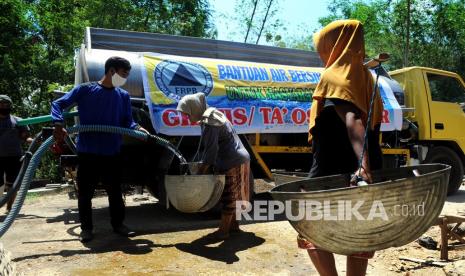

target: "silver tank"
[75,47,145,98]
[75,47,404,105]
[76,27,405,106]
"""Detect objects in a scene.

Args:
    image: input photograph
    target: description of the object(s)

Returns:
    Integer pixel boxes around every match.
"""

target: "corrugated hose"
[0,125,186,238]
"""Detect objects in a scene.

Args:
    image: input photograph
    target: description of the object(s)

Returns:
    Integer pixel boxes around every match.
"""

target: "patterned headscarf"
[176,93,208,122]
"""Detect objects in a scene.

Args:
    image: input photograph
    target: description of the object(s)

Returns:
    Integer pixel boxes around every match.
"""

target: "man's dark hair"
[104,56,131,74]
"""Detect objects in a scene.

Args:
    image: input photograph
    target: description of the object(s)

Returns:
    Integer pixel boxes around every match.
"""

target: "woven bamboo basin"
[270,164,450,255]
[165,175,225,213]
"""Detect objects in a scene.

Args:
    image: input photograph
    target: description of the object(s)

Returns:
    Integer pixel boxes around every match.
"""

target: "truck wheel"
[424,146,464,195]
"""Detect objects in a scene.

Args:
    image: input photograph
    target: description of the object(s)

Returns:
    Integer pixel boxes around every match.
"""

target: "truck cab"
[390,67,465,194]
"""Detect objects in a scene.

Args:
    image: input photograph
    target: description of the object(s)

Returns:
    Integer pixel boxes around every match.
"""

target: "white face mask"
[111,72,127,87]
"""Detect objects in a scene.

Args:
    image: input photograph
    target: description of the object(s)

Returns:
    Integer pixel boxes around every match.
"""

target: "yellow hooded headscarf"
[309,19,383,142]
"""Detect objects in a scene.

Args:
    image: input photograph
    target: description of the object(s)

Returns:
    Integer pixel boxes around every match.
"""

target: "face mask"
[111,72,127,87]
[0,108,11,116]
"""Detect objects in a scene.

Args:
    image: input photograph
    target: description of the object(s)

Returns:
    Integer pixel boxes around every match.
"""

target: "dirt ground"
[1,182,465,276]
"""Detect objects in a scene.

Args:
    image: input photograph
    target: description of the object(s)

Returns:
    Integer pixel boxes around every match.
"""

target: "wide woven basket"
[270,164,450,255]
[165,174,225,213]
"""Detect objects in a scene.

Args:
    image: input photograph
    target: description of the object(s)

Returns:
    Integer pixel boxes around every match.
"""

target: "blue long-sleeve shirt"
[51,82,138,155]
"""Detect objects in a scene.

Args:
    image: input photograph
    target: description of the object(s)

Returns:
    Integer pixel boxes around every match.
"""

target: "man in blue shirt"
[52,56,148,243]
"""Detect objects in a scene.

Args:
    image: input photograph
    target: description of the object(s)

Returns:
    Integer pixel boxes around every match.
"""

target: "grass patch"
[25,192,42,201]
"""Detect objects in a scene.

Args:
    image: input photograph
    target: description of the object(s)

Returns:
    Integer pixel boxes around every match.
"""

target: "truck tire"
[424,146,464,195]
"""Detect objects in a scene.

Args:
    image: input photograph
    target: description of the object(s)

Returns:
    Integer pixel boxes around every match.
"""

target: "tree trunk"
[244,0,259,43]
[255,0,273,44]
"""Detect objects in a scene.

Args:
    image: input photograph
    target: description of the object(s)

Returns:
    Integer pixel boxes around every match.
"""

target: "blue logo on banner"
[154,60,213,101]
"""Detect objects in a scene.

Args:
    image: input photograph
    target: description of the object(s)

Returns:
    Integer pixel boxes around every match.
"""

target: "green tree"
[0,0,215,120]
[1,0,215,182]
[26,0,90,117]
[227,0,283,44]
[428,0,465,75]
[317,0,465,78]
[0,0,36,116]
[83,0,215,37]
[273,28,315,51]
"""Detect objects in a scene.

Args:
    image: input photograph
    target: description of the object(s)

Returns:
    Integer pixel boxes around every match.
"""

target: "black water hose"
[355,65,383,185]
[0,125,187,238]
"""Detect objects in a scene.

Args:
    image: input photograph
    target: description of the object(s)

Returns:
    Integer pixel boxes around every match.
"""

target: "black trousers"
[77,153,125,230]
[0,156,21,186]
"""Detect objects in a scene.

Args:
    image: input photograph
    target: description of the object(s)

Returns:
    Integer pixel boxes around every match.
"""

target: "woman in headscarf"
[177,92,251,239]
[299,20,384,276]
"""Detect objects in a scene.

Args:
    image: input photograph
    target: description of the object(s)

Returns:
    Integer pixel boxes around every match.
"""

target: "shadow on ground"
[446,188,465,203]
[175,231,265,264]
[32,191,282,236]
[13,234,168,262]
[12,192,277,263]
[14,228,266,265]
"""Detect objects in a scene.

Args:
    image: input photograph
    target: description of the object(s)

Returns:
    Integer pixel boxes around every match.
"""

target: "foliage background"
[298,0,465,76]
[0,0,214,181]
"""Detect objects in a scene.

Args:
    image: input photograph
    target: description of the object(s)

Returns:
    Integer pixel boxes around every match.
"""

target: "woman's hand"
[351,167,373,186]
[197,164,211,175]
